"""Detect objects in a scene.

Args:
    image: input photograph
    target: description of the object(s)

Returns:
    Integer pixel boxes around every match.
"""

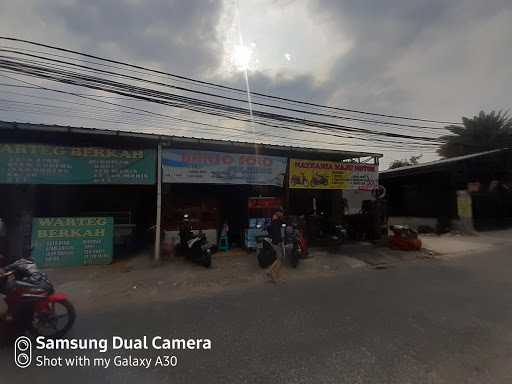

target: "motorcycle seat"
[14,280,48,291]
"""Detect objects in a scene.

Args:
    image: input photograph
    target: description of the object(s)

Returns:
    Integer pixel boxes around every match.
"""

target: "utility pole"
[154,143,162,262]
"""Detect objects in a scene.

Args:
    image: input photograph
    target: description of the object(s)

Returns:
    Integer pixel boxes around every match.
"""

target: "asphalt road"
[3,245,512,383]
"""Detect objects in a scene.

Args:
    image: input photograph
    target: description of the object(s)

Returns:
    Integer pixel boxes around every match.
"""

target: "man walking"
[267,209,284,283]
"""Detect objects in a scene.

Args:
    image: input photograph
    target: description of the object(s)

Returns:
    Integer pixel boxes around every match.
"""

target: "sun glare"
[231,44,254,71]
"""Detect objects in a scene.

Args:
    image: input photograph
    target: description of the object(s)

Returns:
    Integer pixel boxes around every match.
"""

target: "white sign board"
[162,149,287,186]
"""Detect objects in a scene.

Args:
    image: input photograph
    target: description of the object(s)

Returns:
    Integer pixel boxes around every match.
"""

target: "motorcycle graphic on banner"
[289,158,378,190]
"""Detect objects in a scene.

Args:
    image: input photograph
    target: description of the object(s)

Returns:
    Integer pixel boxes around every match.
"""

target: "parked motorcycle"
[0,258,76,338]
[306,213,347,247]
[176,215,215,268]
[255,230,277,269]
[284,223,306,268]
[389,225,422,251]
[255,222,305,269]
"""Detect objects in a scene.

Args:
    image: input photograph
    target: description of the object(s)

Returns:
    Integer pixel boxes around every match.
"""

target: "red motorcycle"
[0,258,75,338]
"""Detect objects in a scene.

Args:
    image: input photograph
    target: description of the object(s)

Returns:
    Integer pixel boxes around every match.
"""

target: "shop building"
[380,148,512,232]
[0,120,382,267]
[0,121,157,266]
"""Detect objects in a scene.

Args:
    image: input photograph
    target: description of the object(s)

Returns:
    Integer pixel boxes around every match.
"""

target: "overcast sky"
[1,0,511,167]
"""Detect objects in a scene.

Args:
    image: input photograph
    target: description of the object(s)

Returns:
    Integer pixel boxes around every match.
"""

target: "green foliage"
[438,110,512,158]
[388,154,423,169]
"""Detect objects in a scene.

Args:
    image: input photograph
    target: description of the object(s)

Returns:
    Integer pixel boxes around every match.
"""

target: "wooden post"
[283,159,290,211]
[154,143,162,262]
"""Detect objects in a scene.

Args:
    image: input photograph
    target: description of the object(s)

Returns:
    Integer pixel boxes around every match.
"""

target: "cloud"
[1,0,225,76]
[311,0,512,118]
[1,0,512,167]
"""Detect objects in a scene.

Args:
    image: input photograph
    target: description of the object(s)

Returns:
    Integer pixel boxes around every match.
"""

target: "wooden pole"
[154,143,162,262]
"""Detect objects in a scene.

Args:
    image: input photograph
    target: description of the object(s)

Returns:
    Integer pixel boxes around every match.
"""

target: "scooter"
[306,213,347,247]
[0,258,76,338]
[176,215,215,268]
[284,223,304,268]
[256,222,304,269]
[255,226,277,269]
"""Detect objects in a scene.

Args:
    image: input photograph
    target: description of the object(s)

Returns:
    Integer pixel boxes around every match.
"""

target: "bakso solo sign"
[162,149,287,186]
[0,143,156,184]
[32,217,114,267]
[289,158,378,190]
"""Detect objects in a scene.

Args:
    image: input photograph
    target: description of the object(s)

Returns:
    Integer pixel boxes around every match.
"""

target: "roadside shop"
[160,148,287,250]
[0,126,156,267]
[0,120,383,267]
[160,144,382,252]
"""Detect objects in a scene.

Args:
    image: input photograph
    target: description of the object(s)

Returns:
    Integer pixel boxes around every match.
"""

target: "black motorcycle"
[284,223,302,268]
[255,231,277,269]
[306,213,347,247]
[176,215,215,268]
[255,223,301,269]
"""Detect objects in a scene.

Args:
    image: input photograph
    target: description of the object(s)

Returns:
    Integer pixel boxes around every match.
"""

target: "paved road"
[3,245,512,383]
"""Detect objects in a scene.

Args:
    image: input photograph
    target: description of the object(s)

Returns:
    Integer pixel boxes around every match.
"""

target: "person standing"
[267,209,284,283]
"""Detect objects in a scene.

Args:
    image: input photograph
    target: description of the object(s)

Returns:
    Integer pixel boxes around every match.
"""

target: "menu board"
[0,143,155,184]
[31,217,114,267]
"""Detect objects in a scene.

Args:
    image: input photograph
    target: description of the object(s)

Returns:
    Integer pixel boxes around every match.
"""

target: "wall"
[343,190,374,215]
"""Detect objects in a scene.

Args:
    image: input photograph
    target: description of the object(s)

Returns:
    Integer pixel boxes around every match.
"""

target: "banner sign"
[32,217,114,267]
[248,197,282,209]
[0,143,156,184]
[289,159,378,190]
[162,149,287,186]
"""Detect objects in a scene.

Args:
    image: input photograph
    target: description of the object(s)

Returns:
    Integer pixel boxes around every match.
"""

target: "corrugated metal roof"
[380,148,509,177]
[0,120,383,160]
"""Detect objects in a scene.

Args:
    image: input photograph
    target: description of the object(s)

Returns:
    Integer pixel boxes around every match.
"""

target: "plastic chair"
[218,235,229,252]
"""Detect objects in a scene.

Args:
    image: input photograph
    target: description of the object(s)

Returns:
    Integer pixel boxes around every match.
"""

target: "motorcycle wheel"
[32,299,76,338]
[202,255,212,268]
[202,252,212,268]
[290,248,300,268]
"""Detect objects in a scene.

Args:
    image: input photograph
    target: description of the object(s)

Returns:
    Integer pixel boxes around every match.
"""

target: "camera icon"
[15,336,32,368]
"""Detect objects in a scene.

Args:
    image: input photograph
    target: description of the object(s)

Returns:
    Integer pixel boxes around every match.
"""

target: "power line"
[0,48,450,132]
[0,60,445,145]
[0,106,436,153]
[0,96,437,151]
[0,37,459,124]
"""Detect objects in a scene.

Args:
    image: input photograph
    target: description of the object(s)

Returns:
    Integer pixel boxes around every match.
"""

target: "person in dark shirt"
[268,212,284,244]
[267,209,284,282]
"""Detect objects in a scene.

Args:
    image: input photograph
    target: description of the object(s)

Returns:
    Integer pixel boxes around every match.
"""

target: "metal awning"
[0,120,382,162]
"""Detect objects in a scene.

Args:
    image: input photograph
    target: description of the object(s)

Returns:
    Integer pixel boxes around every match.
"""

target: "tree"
[438,110,512,158]
[388,154,422,169]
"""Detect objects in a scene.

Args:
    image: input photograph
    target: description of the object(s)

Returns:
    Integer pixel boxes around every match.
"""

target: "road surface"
[3,244,512,383]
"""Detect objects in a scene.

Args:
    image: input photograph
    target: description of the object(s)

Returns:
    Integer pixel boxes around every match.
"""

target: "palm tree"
[388,154,423,169]
[438,110,512,158]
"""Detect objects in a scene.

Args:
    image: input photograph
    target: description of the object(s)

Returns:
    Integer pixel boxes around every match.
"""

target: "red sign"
[248,197,282,209]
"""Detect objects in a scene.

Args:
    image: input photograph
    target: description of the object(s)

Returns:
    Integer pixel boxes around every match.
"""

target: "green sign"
[31,217,114,267]
[0,143,155,184]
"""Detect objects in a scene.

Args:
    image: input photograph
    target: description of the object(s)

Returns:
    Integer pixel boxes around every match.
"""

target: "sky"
[0,0,511,168]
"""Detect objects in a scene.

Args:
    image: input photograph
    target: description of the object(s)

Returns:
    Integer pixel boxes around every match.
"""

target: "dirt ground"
[5,231,510,315]
[28,243,431,312]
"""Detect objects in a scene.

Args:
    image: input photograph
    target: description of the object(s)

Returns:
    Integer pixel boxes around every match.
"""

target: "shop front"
[160,148,287,252]
[287,158,382,241]
[0,142,156,266]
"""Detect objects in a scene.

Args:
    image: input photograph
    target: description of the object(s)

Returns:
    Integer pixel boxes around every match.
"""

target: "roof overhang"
[0,120,383,162]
